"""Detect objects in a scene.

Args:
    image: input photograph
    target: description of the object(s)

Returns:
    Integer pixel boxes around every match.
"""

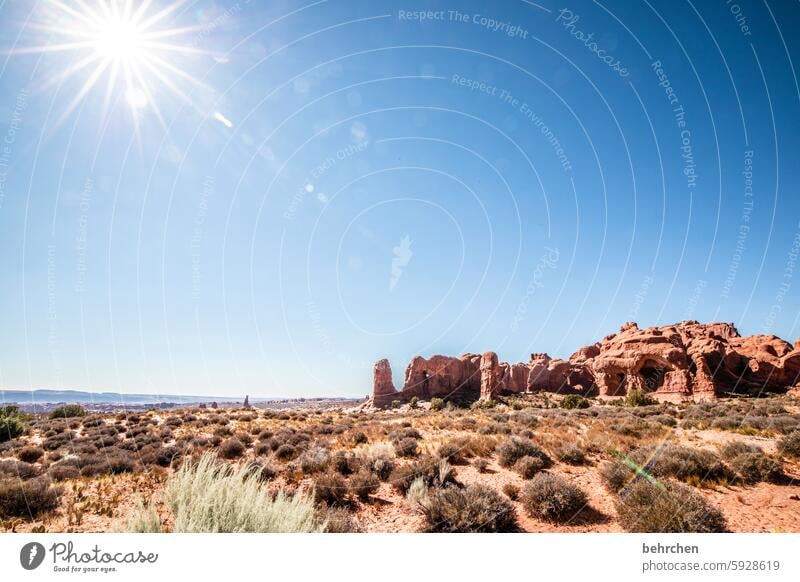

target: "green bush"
[162,454,323,532]
[616,479,726,533]
[497,437,552,469]
[49,404,87,419]
[420,485,518,532]
[430,398,445,411]
[560,394,590,409]
[520,473,587,523]
[0,405,25,442]
[625,389,655,407]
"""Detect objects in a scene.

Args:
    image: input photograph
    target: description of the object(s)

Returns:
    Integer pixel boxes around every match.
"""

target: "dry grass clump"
[520,473,587,523]
[349,469,380,501]
[502,483,520,501]
[553,443,587,465]
[420,485,518,532]
[0,477,62,518]
[393,437,419,458]
[497,437,552,469]
[358,443,396,480]
[130,453,323,532]
[300,446,331,475]
[390,456,456,494]
[616,479,726,533]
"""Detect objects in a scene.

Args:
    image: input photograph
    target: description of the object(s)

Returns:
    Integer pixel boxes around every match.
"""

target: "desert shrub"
[164,454,323,532]
[299,446,331,475]
[409,397,419,409]
[79,452,136,476]
[720,440,761,460]
[514,411,539,428]
[389,427,422,441]
[728,453,782,484]
[320,506,361,533]
[616,479,726,533]
[349,469,379,501]
[778,431,800,458]
[514,455,547,479]
[437,440,467,465]
[253,443,271,456]
[49,404,86,419]
[274,444,298,461]
[497,437,552,469]
[420,485,518,533]
[502,483,520,501]
[473,458,489,473]
[350,431,368,445]
[359,444,396,481]
[247,460,278,482]
[331,450,359,476]
[390,456,456,494]
[17,446,44,464]
[520,474,587,523]
[0,478,61,518]
[553,443,587,465]
[394,437,419,458]
[405,476,429,505]
[313,472,348,506]
[391,400,401,409]
[153,446,182,468]
[601,445,730,489]
[561,394,590,409]
[218,438,245,459]
[430,398,445,411]
[0,459,40,479]
[48,464,80,481]
[625,389,655,407]
[0,405,25,442]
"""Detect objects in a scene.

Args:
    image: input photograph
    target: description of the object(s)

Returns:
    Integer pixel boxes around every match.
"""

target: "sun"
[8,0,209,127]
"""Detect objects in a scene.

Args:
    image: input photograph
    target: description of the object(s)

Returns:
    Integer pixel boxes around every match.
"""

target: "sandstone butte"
[369,321,800,407]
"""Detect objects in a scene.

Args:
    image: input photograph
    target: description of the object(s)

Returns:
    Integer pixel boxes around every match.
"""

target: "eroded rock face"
[369,321,800,406]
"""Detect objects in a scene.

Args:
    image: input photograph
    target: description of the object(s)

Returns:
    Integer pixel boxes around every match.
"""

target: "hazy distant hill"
[0,389,241,405]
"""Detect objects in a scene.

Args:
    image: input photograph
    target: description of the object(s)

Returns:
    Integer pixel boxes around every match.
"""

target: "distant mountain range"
[0,389,242,405]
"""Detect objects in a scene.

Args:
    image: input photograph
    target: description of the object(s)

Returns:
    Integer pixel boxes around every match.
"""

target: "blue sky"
[0,0,798,397]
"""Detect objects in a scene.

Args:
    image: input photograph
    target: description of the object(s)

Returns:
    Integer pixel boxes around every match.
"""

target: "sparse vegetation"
[520,474,587,523]
[497,437,552,469]
[49,404,87,419]
[560,394,590,409]
[616,479,726,533]
[420,485,518,532]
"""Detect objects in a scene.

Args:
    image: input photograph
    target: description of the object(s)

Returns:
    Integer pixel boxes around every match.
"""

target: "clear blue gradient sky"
[0,0,798,397]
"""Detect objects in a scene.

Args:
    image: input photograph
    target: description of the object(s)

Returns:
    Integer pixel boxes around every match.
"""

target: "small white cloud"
[213,111,233,128]
[305,183,315,193]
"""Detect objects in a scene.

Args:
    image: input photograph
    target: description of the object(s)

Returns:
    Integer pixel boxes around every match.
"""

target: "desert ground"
[2,392,800,533]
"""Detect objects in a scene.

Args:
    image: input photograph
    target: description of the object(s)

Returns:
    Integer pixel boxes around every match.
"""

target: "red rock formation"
[369,321,800,407]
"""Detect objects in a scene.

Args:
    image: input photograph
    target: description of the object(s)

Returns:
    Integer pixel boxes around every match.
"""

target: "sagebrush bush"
[420,485,518,533]
[300,446,331,474]
[48,464,80,481]
[0,459,40,479]
[514,455,547,479]
[553,443,587,465]
[497,437,552,469]
[390,456,455,494]
[321,506,361,533]
[502,482,520,501]
[313,472,349,506]
[779,431,800,458]
[349,469,379,501]
[358,444,396,481]
[430,398,445,411]
[49,404,87,419]
[163,454,323,532]
[0,478,61,518]
[728,453,782,484]
[394,437,419,458]
[520,473,587,523]
[601,445,730,490]
[473,458,489,473]
[616,479,726,533]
